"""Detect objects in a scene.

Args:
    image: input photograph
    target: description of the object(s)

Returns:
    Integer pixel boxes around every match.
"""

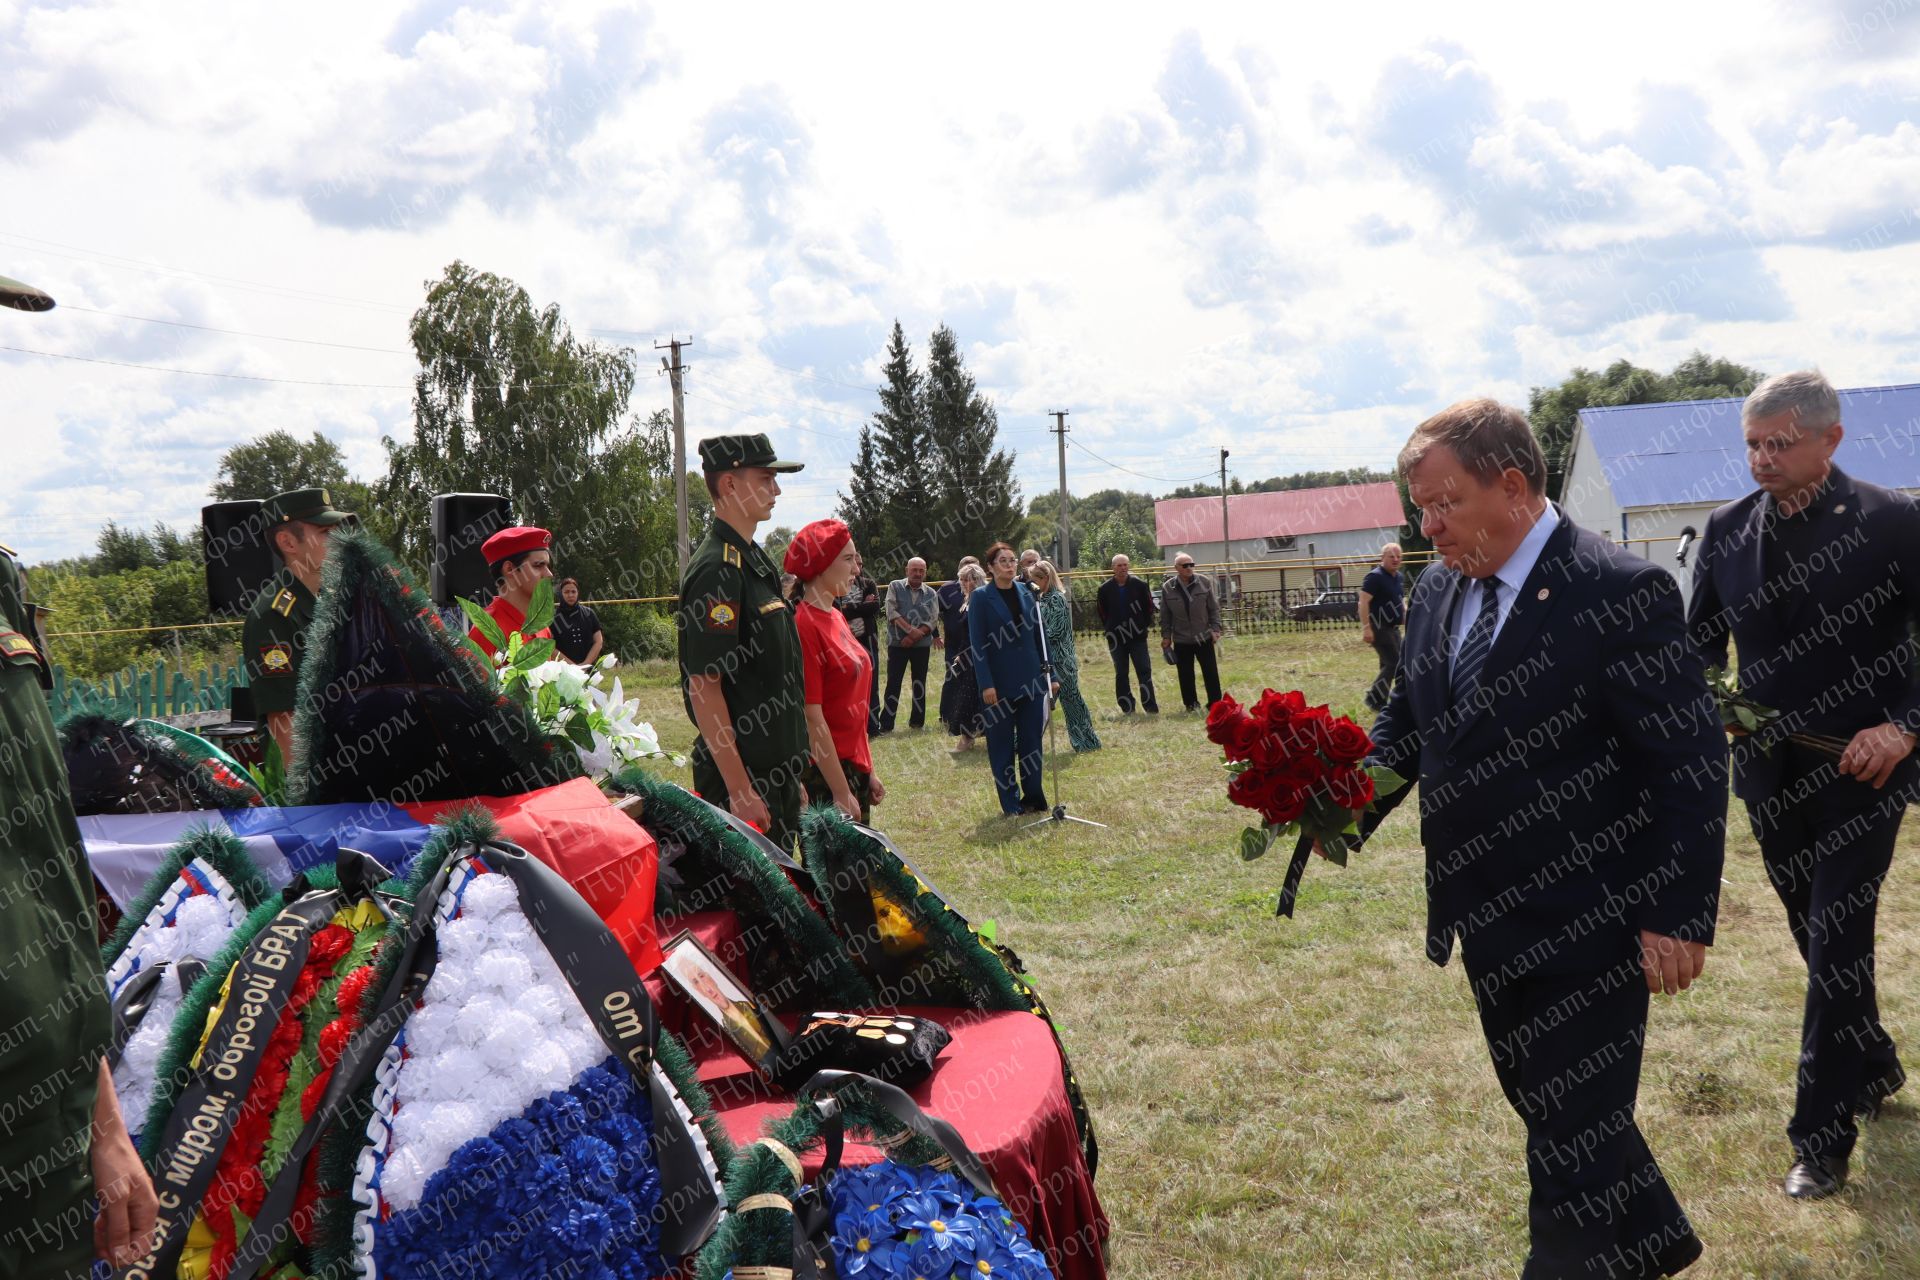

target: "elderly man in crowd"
[1160,553,1223,711]
[879,555,940,734]
[1358,542,1406,712]
[1018,548,1042,585]
[1096,553,1158,714]
[1688,369,1920,1199]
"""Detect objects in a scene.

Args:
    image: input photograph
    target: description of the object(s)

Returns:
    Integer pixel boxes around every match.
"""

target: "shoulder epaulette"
[272,589,297,617]
[722,544,743,568]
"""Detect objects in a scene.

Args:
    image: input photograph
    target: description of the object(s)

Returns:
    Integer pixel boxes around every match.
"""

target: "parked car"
[1286,589,1359,622]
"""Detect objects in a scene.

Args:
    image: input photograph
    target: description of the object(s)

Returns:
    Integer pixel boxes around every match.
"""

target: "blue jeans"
[982,694,1047,814]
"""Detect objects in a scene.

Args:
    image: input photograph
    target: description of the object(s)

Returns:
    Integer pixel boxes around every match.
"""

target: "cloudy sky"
[4,0,1919,562]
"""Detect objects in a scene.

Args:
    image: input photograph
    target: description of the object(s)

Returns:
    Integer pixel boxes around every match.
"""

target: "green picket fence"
[49,659,244,723]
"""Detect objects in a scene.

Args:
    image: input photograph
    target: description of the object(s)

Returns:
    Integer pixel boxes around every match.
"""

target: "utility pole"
[657,337,692,585]
[1219,448,1231,588]
[1050,411,1071,572]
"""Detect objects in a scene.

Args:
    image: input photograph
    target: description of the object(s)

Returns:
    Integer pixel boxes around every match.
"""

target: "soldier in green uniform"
[241,487,355,763]
[0,545,157,1275]
[677,434,810,847]
[2,271,155,1274]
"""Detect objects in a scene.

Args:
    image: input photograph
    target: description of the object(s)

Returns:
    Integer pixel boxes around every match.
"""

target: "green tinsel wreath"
[800,805,1100,1176]
[289,527,582,805]
[101,824,272,970]
[305,804,741,1279]
[694,1076,950,1280]
[608,766,876,1011]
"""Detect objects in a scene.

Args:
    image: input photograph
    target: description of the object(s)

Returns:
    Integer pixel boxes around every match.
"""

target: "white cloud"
[4,2,1920,561]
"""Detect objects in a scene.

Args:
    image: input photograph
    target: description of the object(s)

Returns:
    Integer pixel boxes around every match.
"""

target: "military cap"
[481,525,552,569]
[698,433,804,475]
[0,274,55,312]
[263,486,356,527]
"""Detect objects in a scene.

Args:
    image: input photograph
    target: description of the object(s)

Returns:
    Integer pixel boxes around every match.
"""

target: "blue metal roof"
[1577,382,1920,509]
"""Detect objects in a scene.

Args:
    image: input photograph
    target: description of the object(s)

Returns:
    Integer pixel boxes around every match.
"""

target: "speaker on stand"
[202,500,277,617]
[430,493,512,608]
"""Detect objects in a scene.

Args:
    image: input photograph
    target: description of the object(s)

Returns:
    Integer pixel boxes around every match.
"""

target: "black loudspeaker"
[202,501,277,617]
[430,493,512,607]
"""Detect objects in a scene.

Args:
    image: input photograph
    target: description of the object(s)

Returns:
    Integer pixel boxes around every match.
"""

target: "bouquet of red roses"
[1207,689,1407,879]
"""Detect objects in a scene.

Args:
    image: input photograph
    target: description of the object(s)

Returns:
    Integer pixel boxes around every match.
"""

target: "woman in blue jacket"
[969,541,1057,815]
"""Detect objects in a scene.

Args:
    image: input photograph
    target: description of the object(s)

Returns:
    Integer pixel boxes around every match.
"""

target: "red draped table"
[693,1005,1109,1280]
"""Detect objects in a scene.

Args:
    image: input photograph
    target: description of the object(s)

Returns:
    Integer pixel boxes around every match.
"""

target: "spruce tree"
[869,320,933,575]
[837,425,889,560]
[924,324,1023,572]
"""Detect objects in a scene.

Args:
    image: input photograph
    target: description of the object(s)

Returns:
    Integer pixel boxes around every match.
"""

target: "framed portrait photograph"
[660,930,782,1064]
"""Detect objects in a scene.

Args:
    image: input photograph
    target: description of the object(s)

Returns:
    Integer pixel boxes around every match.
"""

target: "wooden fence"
[49,659,244,723]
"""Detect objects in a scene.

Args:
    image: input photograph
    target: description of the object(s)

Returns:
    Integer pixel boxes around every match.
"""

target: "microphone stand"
[1020,601,1106,832]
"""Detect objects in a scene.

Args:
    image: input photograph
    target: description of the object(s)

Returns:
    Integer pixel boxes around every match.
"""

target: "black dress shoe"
[1783,1152,1848,1199]
[1855,1063,1906,1117]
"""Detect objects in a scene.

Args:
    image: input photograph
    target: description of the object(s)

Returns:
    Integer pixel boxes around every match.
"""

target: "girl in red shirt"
[784,519,884,822]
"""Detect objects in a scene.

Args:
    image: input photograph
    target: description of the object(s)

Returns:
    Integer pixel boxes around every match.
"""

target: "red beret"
[783,518,851,580]
[481,526,552,567]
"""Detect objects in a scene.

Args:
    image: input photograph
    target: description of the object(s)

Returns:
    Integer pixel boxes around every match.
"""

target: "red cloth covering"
[703,1006,1109,1280]
[467,594,553,657]
[403,776,661,972]
[794,599,874,772]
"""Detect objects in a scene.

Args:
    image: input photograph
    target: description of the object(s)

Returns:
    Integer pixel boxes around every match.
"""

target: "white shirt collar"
[1484,499,1558,600]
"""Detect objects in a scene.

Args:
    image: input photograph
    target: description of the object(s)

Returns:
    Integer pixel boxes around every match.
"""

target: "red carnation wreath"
[1208,689,1407,882]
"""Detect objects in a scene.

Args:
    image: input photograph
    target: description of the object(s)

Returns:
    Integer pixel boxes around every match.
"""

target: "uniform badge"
[704,601,739,631]
[0,629,38,659]
[272,589,297,617]
[260,643,294,674]
[722,544,743,568]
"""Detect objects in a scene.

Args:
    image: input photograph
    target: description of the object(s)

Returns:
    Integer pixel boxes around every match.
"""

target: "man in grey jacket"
[1161,553,1223,711]
[880,556,940,732]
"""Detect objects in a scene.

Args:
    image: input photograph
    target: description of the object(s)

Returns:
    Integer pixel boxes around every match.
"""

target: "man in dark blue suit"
[1327,399,1727,1278]
[1686,369,1920,1199]
[970,541,1059,815]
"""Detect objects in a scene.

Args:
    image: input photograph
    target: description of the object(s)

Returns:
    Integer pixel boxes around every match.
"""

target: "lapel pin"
[1834,503,1847,514]
[1536,588,1550,601]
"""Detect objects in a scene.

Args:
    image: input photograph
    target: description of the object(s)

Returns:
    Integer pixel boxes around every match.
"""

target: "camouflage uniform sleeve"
[677,559,743,679]
[243,606,300,714]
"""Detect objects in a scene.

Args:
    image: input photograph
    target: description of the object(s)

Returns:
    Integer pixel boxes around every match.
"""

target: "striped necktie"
[1451,579,1501,708]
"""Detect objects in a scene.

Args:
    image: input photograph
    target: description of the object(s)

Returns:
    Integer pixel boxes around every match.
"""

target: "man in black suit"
[1686,369,1920,1200]
[1327,399,1727,1278]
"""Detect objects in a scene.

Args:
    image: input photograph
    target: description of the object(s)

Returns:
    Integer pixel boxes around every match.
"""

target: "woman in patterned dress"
[1030,561,1101,752]
[941,562,988,749]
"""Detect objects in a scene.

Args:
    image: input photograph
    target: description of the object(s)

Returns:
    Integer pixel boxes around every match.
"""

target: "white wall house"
[1561,383,1920,584]
[1154,483,1406,593]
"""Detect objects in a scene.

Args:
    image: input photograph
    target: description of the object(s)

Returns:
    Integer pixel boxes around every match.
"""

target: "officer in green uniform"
[0,545,156,1275]
[241,487,355,763]
[677,434,810,847]
[2,271,155,1273]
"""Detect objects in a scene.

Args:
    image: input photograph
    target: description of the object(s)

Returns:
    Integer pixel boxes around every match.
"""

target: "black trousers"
[1749,753,1907,1161]
[1466,951,1700,1280]
[862,636,881,734]
[1172,638,1222,710]
[1105,633,1158,713]
[881,645,931,730]
[1366,623,1402,711]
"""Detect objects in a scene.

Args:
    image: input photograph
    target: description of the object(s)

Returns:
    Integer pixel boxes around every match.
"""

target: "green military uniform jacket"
[241,568,316,717]
[0,544,109,1241]
[676,521,808,841]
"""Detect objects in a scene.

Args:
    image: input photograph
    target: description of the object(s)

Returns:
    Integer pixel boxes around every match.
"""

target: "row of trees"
[33,251,1769,683]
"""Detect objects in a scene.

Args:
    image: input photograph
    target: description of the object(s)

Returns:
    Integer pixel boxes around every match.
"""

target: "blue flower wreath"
[374,1059,667,1280]
[820,1161,1052,1280]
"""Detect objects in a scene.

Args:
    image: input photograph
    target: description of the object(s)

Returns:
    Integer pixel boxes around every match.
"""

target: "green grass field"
[615,629,1920,1279]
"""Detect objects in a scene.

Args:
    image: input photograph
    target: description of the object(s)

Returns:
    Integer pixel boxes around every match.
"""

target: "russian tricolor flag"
[81,776,662,972]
